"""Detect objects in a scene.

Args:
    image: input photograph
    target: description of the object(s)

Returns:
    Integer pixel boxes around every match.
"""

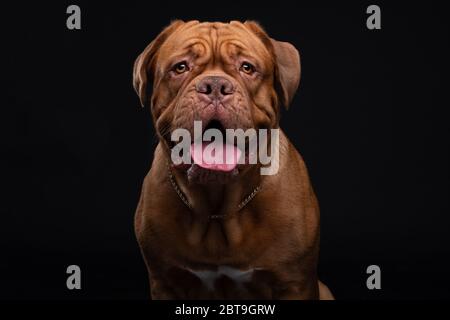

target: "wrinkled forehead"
[157,22,273,69]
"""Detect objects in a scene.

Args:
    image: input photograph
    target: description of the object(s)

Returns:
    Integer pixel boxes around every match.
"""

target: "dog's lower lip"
[172,163,191,170]
[187,163,239,184]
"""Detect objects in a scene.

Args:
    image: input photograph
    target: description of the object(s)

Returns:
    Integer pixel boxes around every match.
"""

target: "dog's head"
[133,20,300,183]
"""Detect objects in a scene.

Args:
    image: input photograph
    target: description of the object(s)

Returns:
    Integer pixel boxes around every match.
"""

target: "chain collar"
[167,161,261,219]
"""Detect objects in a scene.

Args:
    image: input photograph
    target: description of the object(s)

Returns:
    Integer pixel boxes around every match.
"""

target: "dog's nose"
[196,76,234,102]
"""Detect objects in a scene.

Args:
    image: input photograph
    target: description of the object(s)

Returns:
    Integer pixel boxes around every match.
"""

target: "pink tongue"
[190,142,242,172]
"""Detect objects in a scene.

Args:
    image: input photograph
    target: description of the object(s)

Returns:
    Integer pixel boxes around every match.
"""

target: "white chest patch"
[187,266,261,291]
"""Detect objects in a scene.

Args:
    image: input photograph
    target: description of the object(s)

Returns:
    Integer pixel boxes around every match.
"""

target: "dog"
[133,20,333,299]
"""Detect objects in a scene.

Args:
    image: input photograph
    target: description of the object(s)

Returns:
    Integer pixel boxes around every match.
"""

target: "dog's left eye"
[240,62,256,74]
[173,61,189,74]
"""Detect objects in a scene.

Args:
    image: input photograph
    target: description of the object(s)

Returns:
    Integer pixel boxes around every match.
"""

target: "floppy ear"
[270,39,301,109]
[133,20,185,107]
[243,21,301,109]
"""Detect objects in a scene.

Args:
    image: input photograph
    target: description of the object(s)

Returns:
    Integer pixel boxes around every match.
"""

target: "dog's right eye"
[240,62,256,75]
[173,61,189,74]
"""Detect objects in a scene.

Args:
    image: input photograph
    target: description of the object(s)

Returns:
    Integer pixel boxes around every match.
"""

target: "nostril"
[205,84,212,95]
[220,84,233,95]
[220,85,228,96]
[196,82,212,95]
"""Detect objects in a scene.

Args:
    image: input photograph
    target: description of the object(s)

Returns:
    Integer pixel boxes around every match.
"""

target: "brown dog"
[133,20,333,299]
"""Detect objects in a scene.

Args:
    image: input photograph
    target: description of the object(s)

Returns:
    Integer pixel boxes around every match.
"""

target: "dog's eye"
[240,62,255,74]
[173,61,189,74]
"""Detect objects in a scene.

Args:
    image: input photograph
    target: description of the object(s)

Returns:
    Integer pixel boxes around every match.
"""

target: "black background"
[2,1,449,300]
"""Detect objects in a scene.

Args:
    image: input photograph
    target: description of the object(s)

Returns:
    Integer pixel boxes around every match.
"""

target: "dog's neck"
[170,163,262,219]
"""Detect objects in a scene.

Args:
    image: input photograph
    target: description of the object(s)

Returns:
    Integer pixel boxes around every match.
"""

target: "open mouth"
[190,119,243,173]
[169,118,247,184]
[204,119,226,136]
